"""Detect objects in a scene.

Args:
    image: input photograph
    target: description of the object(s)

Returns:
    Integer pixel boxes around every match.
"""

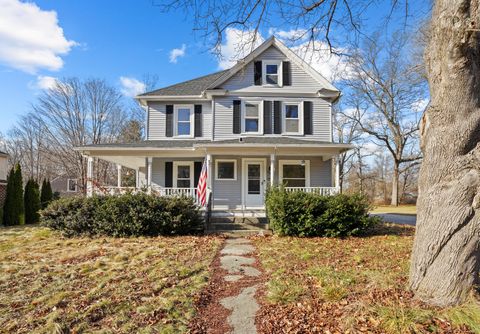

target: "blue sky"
[0,0,430,134]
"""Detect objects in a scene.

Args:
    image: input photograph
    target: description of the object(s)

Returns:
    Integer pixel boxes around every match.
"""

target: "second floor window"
[284,103,302,134]
[242,101,263,134]
[174,105,194,137]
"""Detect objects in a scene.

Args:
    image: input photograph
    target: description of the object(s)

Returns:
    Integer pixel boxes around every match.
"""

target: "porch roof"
[75,139,352,170]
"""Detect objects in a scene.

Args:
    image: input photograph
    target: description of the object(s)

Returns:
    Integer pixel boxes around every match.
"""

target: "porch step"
[206,216,270,235]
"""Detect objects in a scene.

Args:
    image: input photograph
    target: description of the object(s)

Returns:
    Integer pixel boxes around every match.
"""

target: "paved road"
[372,213,417,226]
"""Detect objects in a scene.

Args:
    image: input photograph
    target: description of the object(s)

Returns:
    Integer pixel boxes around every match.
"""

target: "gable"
[218,45,325,93]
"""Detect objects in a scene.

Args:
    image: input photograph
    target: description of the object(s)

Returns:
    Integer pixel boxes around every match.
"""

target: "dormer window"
[262,60,282,87]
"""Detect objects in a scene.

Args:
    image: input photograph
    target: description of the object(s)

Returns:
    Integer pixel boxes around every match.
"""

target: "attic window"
[263,60,282,86]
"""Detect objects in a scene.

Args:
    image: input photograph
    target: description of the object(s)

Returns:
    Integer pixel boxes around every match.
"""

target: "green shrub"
[24,179,41,224]
[40,179,53,209]
[3,164,24,226]
[40,192,203,237]
[265,187,378,237]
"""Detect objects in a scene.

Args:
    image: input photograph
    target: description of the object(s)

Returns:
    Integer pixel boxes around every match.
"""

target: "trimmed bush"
[40,192,203,237]
[3,164,24,226]
[266,187,378,237]
[40,179,53,209]
[24,179,41,224]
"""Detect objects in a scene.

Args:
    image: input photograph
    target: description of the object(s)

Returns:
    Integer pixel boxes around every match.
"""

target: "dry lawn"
[370,205,417,215]
[0,226,222,334]
[253,224,480,333]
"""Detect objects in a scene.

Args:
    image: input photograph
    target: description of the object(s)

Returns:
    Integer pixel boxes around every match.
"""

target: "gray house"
[77,37,351,216]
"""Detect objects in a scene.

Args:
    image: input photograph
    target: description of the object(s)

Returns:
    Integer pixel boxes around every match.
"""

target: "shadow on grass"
[361,222,415,237]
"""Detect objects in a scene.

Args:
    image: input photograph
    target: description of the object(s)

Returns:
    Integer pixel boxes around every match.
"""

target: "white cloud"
[34,75,58,90]
[119,76,146,97]
[412,98,429,113]
[169,44,186,64]
[217,28,264,69]
[0,0,76,74]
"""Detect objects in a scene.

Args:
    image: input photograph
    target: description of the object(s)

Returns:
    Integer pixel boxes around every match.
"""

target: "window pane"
[286,119,299,132]
[266,64,278,74]
[248,180,260,194]
[283,164,305,178]
[178,109,190,121]
[285,105,299,118]
[177,165,190,178]
[177,122,190,135]
[177,179,191,188]
[248,164,260,178]
[283,179,306,187]
[245,103,258,117]
[245,119,259,132]
[218,162,235,179]
[68,180,76,191]
[266,75,278,85]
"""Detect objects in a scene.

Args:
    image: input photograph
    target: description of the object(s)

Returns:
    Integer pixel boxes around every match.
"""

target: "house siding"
[147,101,212,140]
[213,96,331,141]
[151,157,204,187]
[212,156,243,210]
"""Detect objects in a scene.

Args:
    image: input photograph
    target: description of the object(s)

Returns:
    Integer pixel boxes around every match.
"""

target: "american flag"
[196,158,208,206]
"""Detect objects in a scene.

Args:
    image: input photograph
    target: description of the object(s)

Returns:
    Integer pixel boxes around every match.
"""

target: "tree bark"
[391,162,399,206]
[409,0,480,306]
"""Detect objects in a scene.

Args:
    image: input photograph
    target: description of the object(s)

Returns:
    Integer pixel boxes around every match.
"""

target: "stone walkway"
[218,238,261,334]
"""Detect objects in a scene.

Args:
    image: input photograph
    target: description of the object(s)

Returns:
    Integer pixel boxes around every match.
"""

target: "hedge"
[265,187,379,237]
[40,193,203,237]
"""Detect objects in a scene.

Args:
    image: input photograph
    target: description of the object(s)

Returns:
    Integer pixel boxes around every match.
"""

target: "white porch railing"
[152,186,197,199]
[93,185,197,199]
[285,186,340,196]
[94,186,138,196]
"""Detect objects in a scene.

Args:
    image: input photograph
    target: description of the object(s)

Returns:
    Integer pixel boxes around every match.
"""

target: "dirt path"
[189,237,264,334]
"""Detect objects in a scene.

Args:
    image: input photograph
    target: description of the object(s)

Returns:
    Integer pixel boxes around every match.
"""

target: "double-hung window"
[283,102,303,135]
[279,160,310,187]
[173,161,194,188]
[262,60,282,86]
[174,105,194,137]
[242,101,263,134]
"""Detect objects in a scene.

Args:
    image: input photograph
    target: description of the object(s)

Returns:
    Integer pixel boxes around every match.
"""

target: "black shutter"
[282,61,291,86]
[194,161,202,187]
[263,101,272,134]
[194,104,202,137]
[165,162,173,187]
[304,101,313,135]
[233,100,241,134]
[273,101,282,134]
[165,105,173,137]
[254,61,262,85]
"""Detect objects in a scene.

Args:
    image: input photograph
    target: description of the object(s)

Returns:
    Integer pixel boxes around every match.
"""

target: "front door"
[243,159,265,208]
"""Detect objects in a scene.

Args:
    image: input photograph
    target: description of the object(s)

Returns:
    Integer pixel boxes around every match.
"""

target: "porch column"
[335,157,340,189]
[270,153,276,186]
[87,156,93,197]
[117,164,122,188]
[206,153,212,191]
[147,157,153,189]
[135,169,140,188]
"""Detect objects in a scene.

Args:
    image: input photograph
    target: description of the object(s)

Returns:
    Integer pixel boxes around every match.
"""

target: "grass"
[370,205,417,215]
[253,224,479,333]
[0,226,222,334]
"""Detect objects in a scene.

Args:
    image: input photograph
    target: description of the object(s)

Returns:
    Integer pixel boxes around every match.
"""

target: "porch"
[76,138,351,213]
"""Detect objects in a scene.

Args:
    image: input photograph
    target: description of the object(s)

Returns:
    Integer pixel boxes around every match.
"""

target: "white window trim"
[262,60,283,87]
[241,100,264,135]
[279,160,310,187]
[173,161,194,188]
[67,178,77,192]
[215,159,237,181]
[174,104,195,138]
[282,101,304,135]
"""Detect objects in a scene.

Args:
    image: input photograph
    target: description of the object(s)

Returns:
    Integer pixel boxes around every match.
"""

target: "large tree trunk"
[409,0,480,306]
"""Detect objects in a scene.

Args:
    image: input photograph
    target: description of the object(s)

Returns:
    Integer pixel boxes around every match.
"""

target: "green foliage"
[2,164,24,226]
[24,179,41,224]
[265,187,379,237]
[40,193,203,237]
[40,179,53,209]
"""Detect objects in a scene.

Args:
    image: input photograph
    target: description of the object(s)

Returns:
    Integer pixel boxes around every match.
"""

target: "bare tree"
[32,78,126,193]
[343,32,425,206]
